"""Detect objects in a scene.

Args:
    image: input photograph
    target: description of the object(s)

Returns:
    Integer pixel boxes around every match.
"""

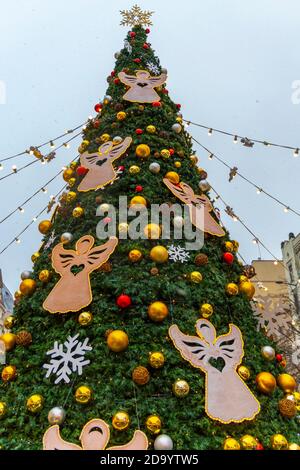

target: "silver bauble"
[114,51,121,59]
[60,232,73,244]
[173,216,184,228]
[172,123,182,134]
[161,68,168,74]
[149,162,160,174]
[261,345,275,361]
[154,434,173,450]
[48,406,66,425]
[113,136,123,144]
[198,180,211,192]
[99,203,110,213]
[104,94,112,103]
[21,270,33,280]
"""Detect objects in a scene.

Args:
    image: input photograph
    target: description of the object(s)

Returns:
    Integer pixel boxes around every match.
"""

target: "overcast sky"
[0,0,299,292]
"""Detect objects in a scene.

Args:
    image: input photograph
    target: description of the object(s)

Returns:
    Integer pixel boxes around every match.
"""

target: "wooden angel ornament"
[43,235,118,314]
[43,418,148,450]
[163,178,225,237]
[118,70,167,103]
[169,319,260,423]
[78,137,132,192]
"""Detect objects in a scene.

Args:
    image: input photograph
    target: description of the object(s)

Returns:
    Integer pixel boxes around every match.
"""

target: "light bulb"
[42,187,47,193]
[293,148,299,157]
[15,238,21,244]
[50,141,55,149]
[233,135,238,144]
[18,207,24,213]
[273,260,278,265]
[208,153,213,160]
[256,188,262,194]
[284,207,289,213]
[63,143,70,148]
[0,164,3,171]
[12,165,17,172]
[32,217,37,222]
[208,128,213,136]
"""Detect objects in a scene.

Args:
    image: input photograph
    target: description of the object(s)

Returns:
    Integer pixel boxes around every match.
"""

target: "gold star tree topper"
[120,4,154,27]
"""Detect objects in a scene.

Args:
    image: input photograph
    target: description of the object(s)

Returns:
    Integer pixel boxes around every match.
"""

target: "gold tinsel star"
[120,4,154,27]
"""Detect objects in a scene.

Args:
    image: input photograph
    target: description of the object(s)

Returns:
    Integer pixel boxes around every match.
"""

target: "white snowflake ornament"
[146,61,160,75]
[43,334,92,384]
[124,40,132,54]
[168,244,190,263]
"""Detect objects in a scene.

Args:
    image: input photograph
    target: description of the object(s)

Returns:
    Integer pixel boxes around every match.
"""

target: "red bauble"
[145,28,150,34]
[135,185,143,192]
[133,58,141,63]
[169,148,175,156]
[129,31,136,38]
[162,89,169,94]
[176,104,181,109]
[256,443,264,451]
[276,353,283,362]
[94,103,102,113]
[103,217,112,224]
[76,166,88,176]
[152,101,161,107]
[135,128,143,135]
[116,294,132,308]
[143,43,149,49]
[111,70,116,77]
[114,78,120,85]
[222,252,234,264]
[118,165,125,172]
[93,120,100,129]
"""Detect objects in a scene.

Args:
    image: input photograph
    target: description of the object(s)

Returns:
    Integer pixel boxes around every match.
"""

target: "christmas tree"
[1,7,299,451]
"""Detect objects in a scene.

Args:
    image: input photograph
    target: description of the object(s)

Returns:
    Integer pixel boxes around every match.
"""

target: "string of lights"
[184,119,299,157]
[192,136,300,217]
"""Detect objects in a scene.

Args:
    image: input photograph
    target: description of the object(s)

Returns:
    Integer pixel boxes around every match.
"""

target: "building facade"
[281,232,300,316]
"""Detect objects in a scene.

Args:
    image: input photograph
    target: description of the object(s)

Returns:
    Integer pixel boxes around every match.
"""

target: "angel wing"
[214,324,244,369]
[169,324,211,371]
[107,136,132,161]
[107,430,148,450]
[163,178,193,205]
[118,71,138,86]
[43,425,82,450]
[51,243,77,276]
[147,72,167,87]
[83,236,118,273]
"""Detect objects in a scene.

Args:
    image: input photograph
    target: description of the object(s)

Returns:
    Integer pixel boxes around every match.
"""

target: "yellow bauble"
[237,365,251,381]
[132,366,150,385]
[38,220,52,234]
[146,125,156,134]
[81,140,90,148]
[75,385,92,404]
[118,223,129,234]
[112,411,130,431]
[0,333,16,352]
[0,402,7,419]
[289,443,300,450]
[256,371,276,394]
[240,434,257,450]
[130,196,147,207]
[174,161,182,168]
[190,155,198,165]
[148,301,169,322]
[270,434,288,450]
[100,133,110,142]
[149,351,165,369]
[232,240,239,252]
[277,373,297,393]
[145,415,161,434]
[225,282,239,296]
[26,394,44,413]
[223,437,240,450]
[200,303,213,319]
[128,249,142,263]
[19,279,36,296]
[63,168,74,181]
[136,144,151,158]
[150,246,169,264]
[68,177,76,187]
[239,275,248,283]
[173,379,190,397]
[70,161,78,170]
[72,207,84,218]
[4,315,15,329]
[14,290,22,300]
[1,365,16,382]
[129,165,140,174]
[31,252,40,263]
[160,149,170,159]
[107,330,129,352]
[78,311,93,326]
[239,281,255,299]
[189,271,203,283]
[116,111,127,121]
[78,145,85,154]
[66,191,77,203]
[224,241,234,252]
[165,171,180,184]
[39,270,51,283]
[293,391,300,411]
[143,223,161,239]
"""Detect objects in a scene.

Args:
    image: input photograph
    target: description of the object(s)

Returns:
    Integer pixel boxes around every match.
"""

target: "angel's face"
[136,71,150,80]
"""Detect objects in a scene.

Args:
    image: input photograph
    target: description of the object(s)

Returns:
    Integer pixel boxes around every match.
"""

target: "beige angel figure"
[43,235,118,314]
[118,70,167,103]
[169,319,260,423]
[43,418,148,450]
[163,178,225,237]
[78,137,132,192]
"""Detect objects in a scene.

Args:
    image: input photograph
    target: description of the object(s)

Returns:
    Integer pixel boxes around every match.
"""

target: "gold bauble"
[81,140,90,148]
[232,240,239,252]
[112,411,130,431]
[129,165,140,174]
[150,246,169,264]
[149,351,165,369]
[144,223,161,240]
[237,365,250,381]
[224,241,234,252]
[240,434,257,450]
[146,125,156,134]
[132,366,150,385]
[116,111,126,121]
[289,443,300,450]
[293,391,300,411]
[145,415,161,434]
[66,191,77,203]
[68,177,76,187]
[72,206,84,218]
[31,252,40,263]
[19,279,36,296]
[160,149,170,159]
[190,155,198,165]
[136,144,151,158]
[63,168,74,181]
[173,379,190,397]
[70,161,78,170]
[0,333,16,352]
[100,133,110,142]
[107,330,129,352]
[277,373,297,393]
[4,315,15,330]
[148,301,169,322]
[130,196,147,207]
[165,171,180,184]
[278,398,296,418]
[75,385,92,404]
[78,311,93,326]
[1,365,16,382]
[39,270,51,283]
[118,222,129,234]
[225,282,239,296]
[256,371,276,394]
[38,220,52,234]
[128,249,142,263]
[239,275,248,283]
[0,402,7,419]
[26,394,44,413]
[174,161,182,168]
[270,434,288,450]
[14,290,22,300]
[189,271,203,283]
[200,303,214,319]
[223,437,240,450]
[239,281,255,299]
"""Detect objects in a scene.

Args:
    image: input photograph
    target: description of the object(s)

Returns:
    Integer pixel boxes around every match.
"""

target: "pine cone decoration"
[150,267,159,276]
[98,261,112,273]
[278,398,296,418]
[15,330,32,347]
[194,253,208,266]
[132,366,150,385]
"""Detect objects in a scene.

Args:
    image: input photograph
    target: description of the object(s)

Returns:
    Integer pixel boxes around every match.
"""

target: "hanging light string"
[0,122,87,164]
[0,184,67,256]
[192,136,300,217]
[0,131,82,183]
[184,119,299,156]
